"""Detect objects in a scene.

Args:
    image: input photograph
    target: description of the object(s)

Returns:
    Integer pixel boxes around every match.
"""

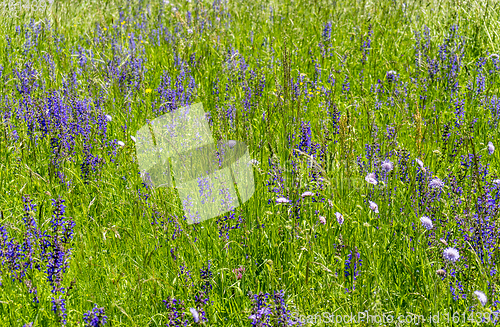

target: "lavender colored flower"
[319,216,326,225]
[381,160,394,173]
[276,197,290,204]
[301,191,314,197]
[130,135,136,143]
[189,307,200,323]
[368,200,379,213]
[443,247,460,262]
[474,290,487,306]
[488,141,495,155]
[420,216,433,230]
[335,212,344,225]
[365,173,378,185]
[117,141,125,147]
[429,178,444,189]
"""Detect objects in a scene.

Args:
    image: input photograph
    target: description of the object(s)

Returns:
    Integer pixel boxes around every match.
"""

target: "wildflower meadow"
[1,0,500,326]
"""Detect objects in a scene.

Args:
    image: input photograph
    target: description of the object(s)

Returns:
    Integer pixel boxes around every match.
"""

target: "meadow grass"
[0,0,500,326]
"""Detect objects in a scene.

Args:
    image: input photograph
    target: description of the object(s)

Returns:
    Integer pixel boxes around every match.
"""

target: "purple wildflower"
[474,291,487,306]
[381,160,394,173]
[83,304,108,327]
[368,200,379,213]
[420,216,433,230]
[335,212,344,225]
[365,173,378,185]
[488,141,495,155]
[276,197,290,204]
[443,247,460,262]
[429,178,444,189]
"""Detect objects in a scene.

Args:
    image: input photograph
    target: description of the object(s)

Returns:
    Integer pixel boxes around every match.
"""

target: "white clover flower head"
[368,200,379,213]
[335,212,344,225]
[130,135,136,143]
[187,28,193,34]
[301,191,314,197]
[443,247,460,262]
[365,173,378,185]
[318,216,326,225]
[381,160,394,173]
[488,141,495,155]
[420,216,433,230]
[429,178,444,189]
[117,140,125,147]
[493,179,500,186]
[474,291,487,306]
[490,54,499,60]
[105,114,112,122]
[276,197,290,204]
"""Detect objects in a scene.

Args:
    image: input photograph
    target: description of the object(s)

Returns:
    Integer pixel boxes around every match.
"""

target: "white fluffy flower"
[474,290,487,306]
[420,216,433,230]
[318,216,326,225]
[368,200,379,213]
[276,197,290,204]
[488,142,495,155]
[117,141,125,147]
[381,160,394,173]
[335,212,344,225]
[443,247,460,262]
[365,173,378,185]
[105,114,112,122]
